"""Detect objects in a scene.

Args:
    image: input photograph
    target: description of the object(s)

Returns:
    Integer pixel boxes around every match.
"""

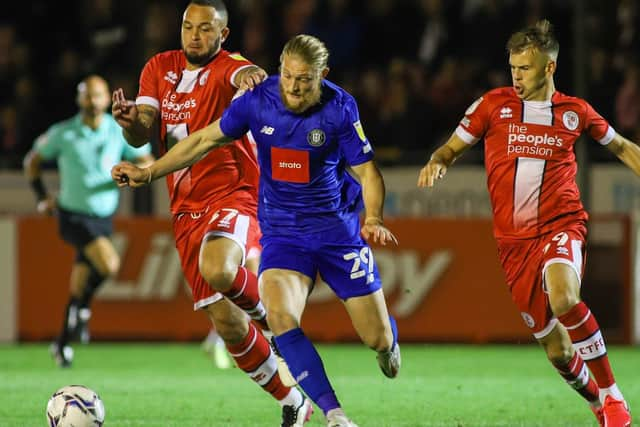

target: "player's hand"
[238,67,268,91]
[361,219,398,246]
[111,88,138,129]
[417,160,447,188]
[111,161,152,188]
[36,196,56,216]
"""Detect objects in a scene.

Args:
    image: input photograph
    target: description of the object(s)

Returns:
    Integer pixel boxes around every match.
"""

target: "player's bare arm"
[417,133,471,188]
[23,147,56,215]
[111,88,157,147]
[606,133,640,176]
[351,160,398,246]
[133,154,155,168]
[112,119,233,188]
[234,65,268,91]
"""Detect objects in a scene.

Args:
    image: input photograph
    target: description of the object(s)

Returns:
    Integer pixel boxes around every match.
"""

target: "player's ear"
[546,60,556,75]
[220,27,230,43]
[321,67,330,79]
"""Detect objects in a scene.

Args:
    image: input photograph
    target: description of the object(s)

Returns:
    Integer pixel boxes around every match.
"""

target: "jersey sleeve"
[455,95,491,144]
[219,90,252,139]
[136,56,161,109]
[584,101,615,145]
[337,95,374,166]
[223,52,255,88]
[34,125,62,160]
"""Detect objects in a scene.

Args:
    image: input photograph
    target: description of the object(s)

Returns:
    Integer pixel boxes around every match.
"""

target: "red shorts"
[496,221,587,339]
[173,203,261,310]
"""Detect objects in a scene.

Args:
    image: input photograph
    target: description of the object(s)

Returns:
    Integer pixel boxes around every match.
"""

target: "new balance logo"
[260,125,275,135]
[500,107,513,119]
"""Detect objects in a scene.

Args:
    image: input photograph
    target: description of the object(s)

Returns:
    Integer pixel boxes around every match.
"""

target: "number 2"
[343,247,375,284]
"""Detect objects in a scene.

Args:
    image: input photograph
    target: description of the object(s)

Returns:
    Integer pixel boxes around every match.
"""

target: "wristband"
[30,177,47,201]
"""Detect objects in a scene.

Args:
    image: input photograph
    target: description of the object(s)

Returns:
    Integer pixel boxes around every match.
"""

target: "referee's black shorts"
[57,206,113,262]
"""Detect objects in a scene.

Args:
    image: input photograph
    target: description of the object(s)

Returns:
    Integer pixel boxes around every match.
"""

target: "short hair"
[280,34,330,76]
[189,0,228,27]
[507,19,559,61]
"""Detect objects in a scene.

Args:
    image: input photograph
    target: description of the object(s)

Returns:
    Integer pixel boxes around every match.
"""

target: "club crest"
[307,129,326,147]
[562,111,579,131]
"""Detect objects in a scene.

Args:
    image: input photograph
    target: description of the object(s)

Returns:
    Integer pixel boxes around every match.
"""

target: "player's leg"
[536,321,602,423]
[176,214,309,426]
[199,209,267,328]
[76,235,120,342]
[320,238,400,381]
[204,297,310,425]
[342,289,400,378]
[52,211,117,366]
[246,247,296,386]
[51,259,89,367]
[546,261,631,426]
[261,266,335,423]
[499,234,605,425]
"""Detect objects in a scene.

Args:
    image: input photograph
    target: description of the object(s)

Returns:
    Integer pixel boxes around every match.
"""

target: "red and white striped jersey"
[136,49,259,214]
[455,87,615,239]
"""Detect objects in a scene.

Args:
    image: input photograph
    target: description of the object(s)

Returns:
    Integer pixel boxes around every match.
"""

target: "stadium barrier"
[4,215,634,344]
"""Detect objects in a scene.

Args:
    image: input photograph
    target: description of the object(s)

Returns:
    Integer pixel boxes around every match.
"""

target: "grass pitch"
[0,343,638,426]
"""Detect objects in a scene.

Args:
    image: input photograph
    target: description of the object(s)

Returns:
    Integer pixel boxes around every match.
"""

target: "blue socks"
[389,315,398,349]
[274,328,340,414]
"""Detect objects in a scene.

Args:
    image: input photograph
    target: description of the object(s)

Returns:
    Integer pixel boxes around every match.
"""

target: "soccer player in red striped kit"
[419,20,639,427]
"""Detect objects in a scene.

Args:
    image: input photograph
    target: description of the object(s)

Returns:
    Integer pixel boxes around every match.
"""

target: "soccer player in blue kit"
[112,34,400,427]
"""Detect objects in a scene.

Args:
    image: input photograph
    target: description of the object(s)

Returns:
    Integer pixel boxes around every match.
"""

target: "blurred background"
[2,0,639,168]
[0,0,639,346]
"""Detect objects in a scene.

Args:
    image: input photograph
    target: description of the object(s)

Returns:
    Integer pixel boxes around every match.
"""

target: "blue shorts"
[57,207,113,263]
[259,235,382,300]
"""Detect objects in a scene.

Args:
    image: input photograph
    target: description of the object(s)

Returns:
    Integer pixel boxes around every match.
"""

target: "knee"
[106,256,120,277]
[95,255,120,278]
[200,264,235,292]
[549,292,580,317]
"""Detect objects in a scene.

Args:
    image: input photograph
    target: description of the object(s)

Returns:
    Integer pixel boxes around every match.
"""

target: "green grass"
[0,344,638,426]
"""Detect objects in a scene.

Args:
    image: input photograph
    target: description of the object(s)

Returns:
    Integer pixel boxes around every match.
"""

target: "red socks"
[226,323,290,400]
[558,302,615,388]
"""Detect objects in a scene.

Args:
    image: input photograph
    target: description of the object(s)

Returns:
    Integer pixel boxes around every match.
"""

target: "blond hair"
[280,34,329,75]
[507,19,559,61]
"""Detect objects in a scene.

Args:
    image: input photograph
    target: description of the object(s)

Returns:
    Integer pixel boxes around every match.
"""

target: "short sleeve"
[220,90,252,139]
[223,52,255,88]
[584,102,615,145]
[337,95,374,166]
[455,95,490,144]
[34,126,61,160]
[136,56,161,109]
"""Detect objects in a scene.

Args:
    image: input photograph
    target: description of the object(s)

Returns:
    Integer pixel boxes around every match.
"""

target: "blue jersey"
[220,77,374,238]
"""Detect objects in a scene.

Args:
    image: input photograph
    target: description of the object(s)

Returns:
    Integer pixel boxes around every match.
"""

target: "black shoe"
[281,395,313,427]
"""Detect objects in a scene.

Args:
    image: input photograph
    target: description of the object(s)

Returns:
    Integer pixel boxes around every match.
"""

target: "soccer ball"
[46,385,105,427]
